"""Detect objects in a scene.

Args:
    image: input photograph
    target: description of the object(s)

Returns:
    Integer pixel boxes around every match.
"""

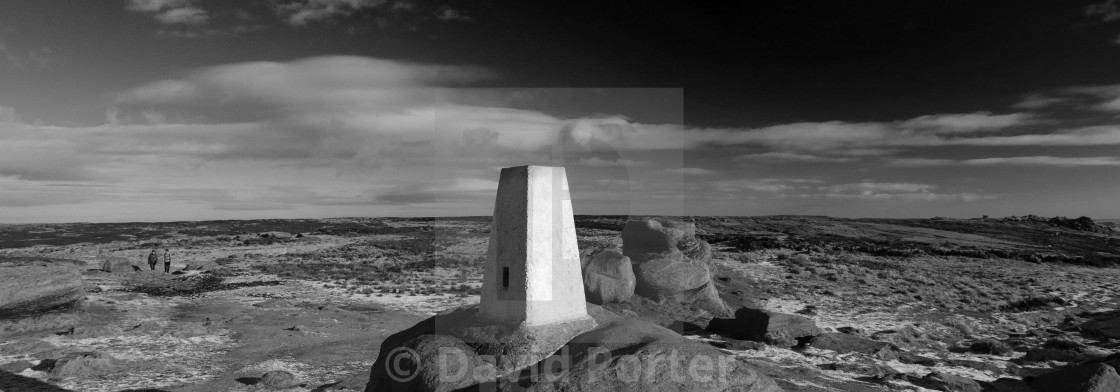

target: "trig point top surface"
[479,165,590,326]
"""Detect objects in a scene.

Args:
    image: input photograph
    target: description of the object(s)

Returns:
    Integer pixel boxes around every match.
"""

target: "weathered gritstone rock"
[1029,362,1120,392]
[260,231,294,240]
[366,304,784,392]
[707,308,822,347]
[99,256,141,273]
[0,257,86,319]
[261,369,302,389]
[47,351,119,380]
[581,247,636,304]
[907,371,983,392]
[622,219,730,316]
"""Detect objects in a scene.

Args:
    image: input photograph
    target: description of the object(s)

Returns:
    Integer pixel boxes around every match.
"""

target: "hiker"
[163,249,171,273]
[147,249,159,271]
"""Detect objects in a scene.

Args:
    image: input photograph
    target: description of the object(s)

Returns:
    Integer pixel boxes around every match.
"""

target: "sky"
[1,0,1120,223]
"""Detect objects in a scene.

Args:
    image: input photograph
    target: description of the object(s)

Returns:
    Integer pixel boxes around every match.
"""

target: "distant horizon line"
[2,214,1117,226]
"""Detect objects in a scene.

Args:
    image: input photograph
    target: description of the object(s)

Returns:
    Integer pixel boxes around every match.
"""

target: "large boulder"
[707,308,821,347]
[621,219,729,316]
[0,257,86,319]
[581,247,636,304]
[99,257,140,273]
[1028,362,1120,392]
[367,304,782,392]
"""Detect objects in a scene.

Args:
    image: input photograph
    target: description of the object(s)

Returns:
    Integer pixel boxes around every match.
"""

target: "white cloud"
[435,6,470,21]
[1013,94,1067,110]
[806,181,992,202]
[155,7,209,25]
[735,152,854,163]
[899,112,1032,133]
[823,182,936,194]
[274,0,384,25]
[816,192,993,202]
[666,117,1120,155]
[893,156,1120,167]
[703,179,803,193]
[964,156,1120,166]
[1,56,696,216]
[1060,84,1120,112]
[0,106,20,123]
[126,0,209,25]
[126,0,189,12]
[1086,0,1120,22]
[934,125,1120,146]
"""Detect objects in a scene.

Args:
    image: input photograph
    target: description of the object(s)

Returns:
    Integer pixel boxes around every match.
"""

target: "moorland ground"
[1,215,1119,391]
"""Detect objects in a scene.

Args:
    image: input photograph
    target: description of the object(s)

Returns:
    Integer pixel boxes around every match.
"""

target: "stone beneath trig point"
[364,304,784,392]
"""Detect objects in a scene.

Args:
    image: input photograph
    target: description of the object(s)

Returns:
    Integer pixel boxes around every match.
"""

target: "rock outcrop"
[261,370,302,389]
[99,257,140,273]
[810,332,898,359]
[910,372,982,392]
[580,247,636,304]
[621,219,729,316]
[707,308,821,347]
[364,304,597,391]
[1028,362,1120,392]
[366,304,783,392]
[260,231,293,240]
[183,260,222,271]
[46,351,118,380]
[0,257,86,319]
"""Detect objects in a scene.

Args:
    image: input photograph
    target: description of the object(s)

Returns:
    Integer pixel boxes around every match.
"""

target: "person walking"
[147,249,159,271]
[163,249,172,273]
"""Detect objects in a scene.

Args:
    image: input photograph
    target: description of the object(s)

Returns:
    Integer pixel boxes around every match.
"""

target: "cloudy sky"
[2,1,1120,223]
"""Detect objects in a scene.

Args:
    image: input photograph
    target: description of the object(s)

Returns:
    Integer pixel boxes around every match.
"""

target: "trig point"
[480,165,592,326]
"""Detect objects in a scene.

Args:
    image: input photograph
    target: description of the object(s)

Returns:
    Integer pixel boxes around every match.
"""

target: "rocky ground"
[1,215,1119,391]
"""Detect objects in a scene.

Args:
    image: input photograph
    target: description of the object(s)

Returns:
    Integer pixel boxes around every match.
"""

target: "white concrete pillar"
[479,165,589,326]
